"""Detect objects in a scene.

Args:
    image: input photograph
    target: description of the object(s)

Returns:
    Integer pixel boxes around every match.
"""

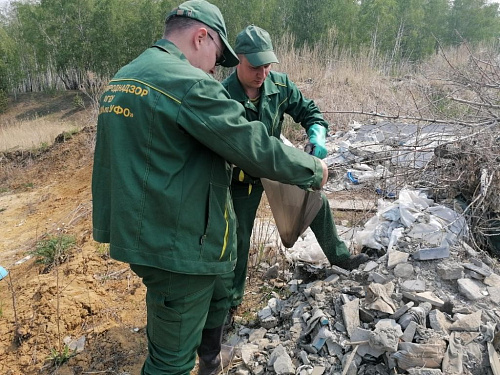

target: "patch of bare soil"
[0,93,155,374]
[0,127,150,374]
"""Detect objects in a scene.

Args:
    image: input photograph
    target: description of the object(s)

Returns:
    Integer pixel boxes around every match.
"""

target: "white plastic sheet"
[354,188,468,251]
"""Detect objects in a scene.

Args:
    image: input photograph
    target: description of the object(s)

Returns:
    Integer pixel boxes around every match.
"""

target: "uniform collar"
[261,73,280,96]
[225,71,280,103]
[152,39,188,62]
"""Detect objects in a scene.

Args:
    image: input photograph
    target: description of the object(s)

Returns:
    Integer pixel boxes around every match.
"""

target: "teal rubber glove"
[306,124,328,159]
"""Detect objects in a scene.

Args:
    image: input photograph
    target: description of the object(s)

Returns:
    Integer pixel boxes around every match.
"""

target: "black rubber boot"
[224,306,237,331]
[197,325,224,375]
[336,253,369,271]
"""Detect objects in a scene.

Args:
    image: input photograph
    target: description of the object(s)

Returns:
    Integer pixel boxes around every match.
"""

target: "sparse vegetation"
[37,142,49,152]
[46,345,75,367]
[31,234,76,270]
[96,243,110,258]
[72,93,85,109]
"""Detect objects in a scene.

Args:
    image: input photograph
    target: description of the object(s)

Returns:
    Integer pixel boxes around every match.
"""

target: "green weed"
[31,234,76,270]
[46,345,75,367]
[96,243,110,258]
[38,142,50,152]
[56,128,79,143]
[72,93,85,109]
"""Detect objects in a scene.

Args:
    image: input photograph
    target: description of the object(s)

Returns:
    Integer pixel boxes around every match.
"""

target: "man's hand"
[320,159,328,189]
[306,124,328,159]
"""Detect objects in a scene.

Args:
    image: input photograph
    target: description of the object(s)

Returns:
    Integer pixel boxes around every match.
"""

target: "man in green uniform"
[92,2,329,375]
[222,25,369,317]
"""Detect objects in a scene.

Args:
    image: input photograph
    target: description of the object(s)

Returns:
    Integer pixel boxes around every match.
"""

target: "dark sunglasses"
[207,32,226,66]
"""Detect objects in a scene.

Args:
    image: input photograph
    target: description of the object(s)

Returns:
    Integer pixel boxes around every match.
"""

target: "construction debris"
[224,188,500,374]
[221,121,500,374]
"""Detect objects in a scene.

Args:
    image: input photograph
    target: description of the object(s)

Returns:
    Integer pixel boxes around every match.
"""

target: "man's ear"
[192,27,208,52]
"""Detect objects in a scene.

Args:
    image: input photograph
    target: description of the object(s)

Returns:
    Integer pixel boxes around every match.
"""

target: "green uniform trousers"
[130,264,231,375]
[230,182,350,307]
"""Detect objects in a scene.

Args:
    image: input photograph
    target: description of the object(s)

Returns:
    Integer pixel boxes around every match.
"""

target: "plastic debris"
[0,266,8,281]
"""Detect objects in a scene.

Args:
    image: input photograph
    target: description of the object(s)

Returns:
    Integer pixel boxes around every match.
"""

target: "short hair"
[164,16,204,38]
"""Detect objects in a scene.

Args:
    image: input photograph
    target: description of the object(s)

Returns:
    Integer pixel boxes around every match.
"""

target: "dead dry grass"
[0,118,78,151]
[0,91,94,153]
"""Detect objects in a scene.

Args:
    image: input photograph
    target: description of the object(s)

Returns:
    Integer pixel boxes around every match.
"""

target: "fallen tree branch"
[451,97,500,110]
[321,110,477,126]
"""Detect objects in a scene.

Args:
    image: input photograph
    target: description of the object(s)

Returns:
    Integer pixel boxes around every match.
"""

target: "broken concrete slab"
[387,250,410,269]
[390,301,414,320]
[240,343,259,368]
[463,262,492,277]
[349,327,385,358]
[368,272,390,284]
[457,278,486,301]
[368,319,403,353]
[341,298,360,338]
[428,309,451,335]
[401,320,418,342]
[488,286,500,305]
[436,263,464,280]
[393,342,446,370]
[402,291,445,308]
[484,273,500,287]
[394,263,414,278]
[449,311,482,332]
[412,246,450,261]
[310,366,326,375]
[401,279,426,292]
[268,344,295,374]
[248,327,267,342]
[363,260,378,272]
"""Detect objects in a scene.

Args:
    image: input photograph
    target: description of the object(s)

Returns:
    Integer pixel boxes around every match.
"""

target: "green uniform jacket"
[92,39,323,275]
[222,70,328,182]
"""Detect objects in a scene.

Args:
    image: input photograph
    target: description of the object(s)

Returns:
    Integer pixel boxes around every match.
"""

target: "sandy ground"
[0,97,150,374]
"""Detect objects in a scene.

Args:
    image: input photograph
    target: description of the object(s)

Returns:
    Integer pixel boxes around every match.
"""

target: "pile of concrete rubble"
[225,224,500,374]
[222,123,500,375]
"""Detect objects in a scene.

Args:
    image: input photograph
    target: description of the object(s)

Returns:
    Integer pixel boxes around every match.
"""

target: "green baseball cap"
[234,25,279,67]
[166,0,239,67]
